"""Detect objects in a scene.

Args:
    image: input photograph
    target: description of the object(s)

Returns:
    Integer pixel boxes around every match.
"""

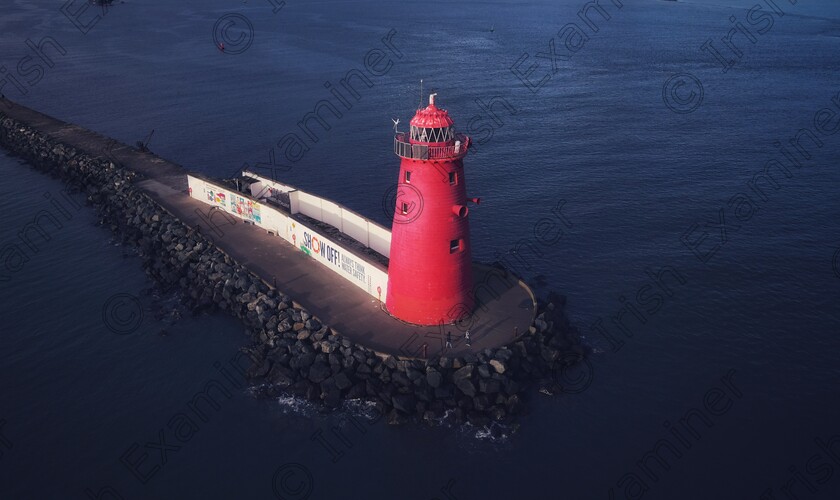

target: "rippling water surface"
[1,0,840,498]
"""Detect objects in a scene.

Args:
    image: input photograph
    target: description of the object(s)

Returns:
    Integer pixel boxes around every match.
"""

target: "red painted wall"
[386,98,475,325]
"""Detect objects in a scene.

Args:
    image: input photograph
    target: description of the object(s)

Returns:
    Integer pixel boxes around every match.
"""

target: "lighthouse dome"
[409,94,456,144]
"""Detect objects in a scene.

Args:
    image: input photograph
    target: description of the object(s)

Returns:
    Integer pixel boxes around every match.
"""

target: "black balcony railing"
[393,132,469,160]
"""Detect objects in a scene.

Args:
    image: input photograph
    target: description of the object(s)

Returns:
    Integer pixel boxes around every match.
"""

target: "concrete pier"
[0,99,536,358]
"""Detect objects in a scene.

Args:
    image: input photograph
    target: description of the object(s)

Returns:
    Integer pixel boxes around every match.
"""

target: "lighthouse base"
[378,263,537,356]
[383,296,475,328]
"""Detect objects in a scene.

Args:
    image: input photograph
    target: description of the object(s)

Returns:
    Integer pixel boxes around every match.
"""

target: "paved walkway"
[1,100,537,358]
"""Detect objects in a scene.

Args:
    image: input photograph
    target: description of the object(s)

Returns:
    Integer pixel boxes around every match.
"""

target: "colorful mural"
[230,195,262,224]
[206,189,226,207]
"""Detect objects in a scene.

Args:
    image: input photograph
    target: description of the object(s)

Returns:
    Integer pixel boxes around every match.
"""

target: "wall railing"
[393,132,469,160]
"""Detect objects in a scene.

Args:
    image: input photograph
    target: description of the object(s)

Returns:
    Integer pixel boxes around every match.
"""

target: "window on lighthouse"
[450,239,462,253]
[405,171,411,183]
[411,125,454,142]
[448,172,457,185]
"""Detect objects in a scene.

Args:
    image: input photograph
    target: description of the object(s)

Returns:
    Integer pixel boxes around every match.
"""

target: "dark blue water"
[2,0,840,498]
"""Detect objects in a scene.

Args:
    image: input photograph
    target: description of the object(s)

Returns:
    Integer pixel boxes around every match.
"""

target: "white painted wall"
[187,175,389,300]
[242,170,392,258]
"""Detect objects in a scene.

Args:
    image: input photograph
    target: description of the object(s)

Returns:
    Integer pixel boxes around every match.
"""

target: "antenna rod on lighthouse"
[419,79,423,109]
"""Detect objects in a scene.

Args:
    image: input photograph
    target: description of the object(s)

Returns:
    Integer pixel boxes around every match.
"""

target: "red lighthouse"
[386,94,476,325]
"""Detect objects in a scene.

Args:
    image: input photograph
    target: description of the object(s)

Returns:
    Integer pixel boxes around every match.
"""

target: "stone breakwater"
[0,113,588,428]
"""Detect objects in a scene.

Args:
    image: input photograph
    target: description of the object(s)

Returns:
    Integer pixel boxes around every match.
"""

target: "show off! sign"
[298,229,367,285]
[188,176,387,300]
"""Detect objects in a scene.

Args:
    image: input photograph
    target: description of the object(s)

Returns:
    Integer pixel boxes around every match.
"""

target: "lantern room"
[408,94,456,144]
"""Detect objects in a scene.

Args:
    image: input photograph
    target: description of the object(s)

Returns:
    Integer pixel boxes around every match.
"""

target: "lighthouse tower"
[386,94,476,325]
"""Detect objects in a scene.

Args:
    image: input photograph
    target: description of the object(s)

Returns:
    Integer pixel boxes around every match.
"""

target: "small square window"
[450,239,461,253]
[405,171,411,183]
[449,172,457,185]
[401,202,409,215]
